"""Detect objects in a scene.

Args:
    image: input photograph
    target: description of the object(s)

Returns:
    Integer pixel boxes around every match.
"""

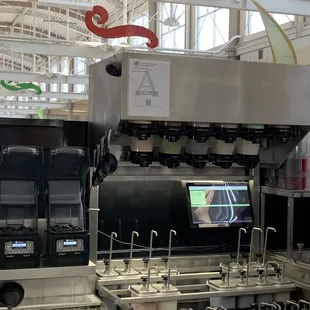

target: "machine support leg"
[260,192,266,253]
[287,197,294,259]
[89,175,99,264]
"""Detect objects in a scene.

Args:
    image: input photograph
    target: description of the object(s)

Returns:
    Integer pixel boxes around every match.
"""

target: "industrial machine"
[45,146,91,267]
[0,145,43,269]
[1,51,310,310]
[88,51,310,310]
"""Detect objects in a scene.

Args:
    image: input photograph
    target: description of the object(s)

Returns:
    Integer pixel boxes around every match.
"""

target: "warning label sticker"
[128,58,170,118]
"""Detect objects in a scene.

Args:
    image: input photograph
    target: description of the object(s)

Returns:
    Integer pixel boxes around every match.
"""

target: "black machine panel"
[45,147,91,267]
[0,145,43,269]
[0,119,90,268]
[263,195,310,251]
[0,119,88,148]
[186,182,253,228]
[98,180,252,259]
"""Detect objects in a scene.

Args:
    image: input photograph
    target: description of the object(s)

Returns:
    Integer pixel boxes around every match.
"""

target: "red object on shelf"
[85,6,159,49]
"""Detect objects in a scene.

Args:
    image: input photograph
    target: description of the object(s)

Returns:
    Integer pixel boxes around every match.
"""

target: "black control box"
[0,234,41,269]
[47,232,89,267]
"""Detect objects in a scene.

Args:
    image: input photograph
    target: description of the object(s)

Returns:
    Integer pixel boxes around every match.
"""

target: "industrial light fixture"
[163,17,180,27]
[163,4,180,27]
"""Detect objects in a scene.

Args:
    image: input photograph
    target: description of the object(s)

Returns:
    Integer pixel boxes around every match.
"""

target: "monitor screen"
[64,239,77,246]
[12,241,27,248]
[187,182,253,228]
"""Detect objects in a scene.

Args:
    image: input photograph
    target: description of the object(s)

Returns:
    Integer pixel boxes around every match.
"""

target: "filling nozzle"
[285,301,300,310]
[297,243,304,261]
[282,259,296,282]
[167,229,177,289]
[146,230,158,290]
[249,227,263,265]
[298,300,310,310]
[107,232,117,275]
[263,227,277,266]
[128,231,139,273]
[226,262,236,286]
[264,261,279,283]
[260,302,278,310]
[237,228,247,265]
[273,302,282,310]
[246,263,250,285]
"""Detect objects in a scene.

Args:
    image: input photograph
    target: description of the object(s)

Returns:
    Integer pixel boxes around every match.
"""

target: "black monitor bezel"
[185,181,253,228]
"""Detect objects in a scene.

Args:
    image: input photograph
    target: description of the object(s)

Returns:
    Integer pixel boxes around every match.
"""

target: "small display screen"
[187,182,253,228]
[64,239,77,246]
[12,241,27,248]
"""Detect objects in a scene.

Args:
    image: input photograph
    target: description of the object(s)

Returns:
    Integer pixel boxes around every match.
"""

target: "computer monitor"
[186,182,253,228]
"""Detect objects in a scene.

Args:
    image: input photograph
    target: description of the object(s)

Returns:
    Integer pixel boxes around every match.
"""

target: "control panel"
[56,239,84,253]
[5,241,34,255]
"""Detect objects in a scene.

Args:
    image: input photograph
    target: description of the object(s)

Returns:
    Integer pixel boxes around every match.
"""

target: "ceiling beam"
[0,4,88,36]
[0,108,38,114]
[0,52,34,68]
[0,70,88,84]
[0,36,111,58]
[0,90,88,100]
[1,100,68,108]
[157,0,310,16]
[37,0,94,11]
[0,22,65,39]
[0,2,85,19]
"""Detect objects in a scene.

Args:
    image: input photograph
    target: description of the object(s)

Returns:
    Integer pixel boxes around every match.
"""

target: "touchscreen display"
[187,182,253,227]
[64,240,77,246]
[12,241,27,248]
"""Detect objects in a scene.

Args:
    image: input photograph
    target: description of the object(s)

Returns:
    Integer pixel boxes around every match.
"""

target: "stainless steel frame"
[260,187,310,259]
[0,264,101,309]
[96,253,310,310]
[88,52,310,309]
[89,52,310,125]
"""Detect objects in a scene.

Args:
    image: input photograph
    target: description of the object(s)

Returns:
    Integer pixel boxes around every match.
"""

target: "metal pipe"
[226,263,232,286]
[273,302,281,310]
[298,300,310,310]
[263,227,276,265]
[285,301,299,310]
[264,261,279,283]
[282,259,296,281]
[92,149,97,175]
[249,227,262,264]
[146,230,158,290]
[246,263,250,285]
[167,229,177,289]
[260,302,277,310]
[108,232,117,274]
[128,231,139,273]
[121,285,297,304]
[237,228,247,265]
[99,285,134,310]
[297,243,304,261]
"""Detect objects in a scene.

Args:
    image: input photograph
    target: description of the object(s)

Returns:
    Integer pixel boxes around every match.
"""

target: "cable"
[98,229,237,252]
[98,230,150,250]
